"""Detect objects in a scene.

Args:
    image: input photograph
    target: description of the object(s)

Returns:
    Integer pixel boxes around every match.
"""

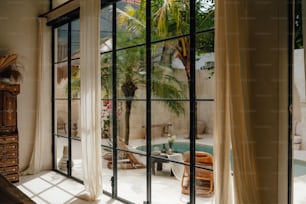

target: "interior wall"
[0,0,50,171]
[247,0,288,203]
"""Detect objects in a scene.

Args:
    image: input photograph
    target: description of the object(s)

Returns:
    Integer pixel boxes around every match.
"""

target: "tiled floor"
[17,171,123,204]
[16,170,306,204]
[15,135,306,204]
[17,170,217,204]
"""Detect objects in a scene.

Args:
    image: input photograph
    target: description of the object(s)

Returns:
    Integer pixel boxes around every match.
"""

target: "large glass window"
[52,0,215,203]
[53,18,82,181]
[100,1,215,203]
[293,0,306,203]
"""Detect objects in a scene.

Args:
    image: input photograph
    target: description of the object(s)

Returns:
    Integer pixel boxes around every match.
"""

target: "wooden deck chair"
[103,139,145,169]
[181,151,214,196]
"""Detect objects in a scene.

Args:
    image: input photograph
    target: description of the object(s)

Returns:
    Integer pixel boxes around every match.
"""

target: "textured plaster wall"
[0,0,50,171]
[126,69,215,139]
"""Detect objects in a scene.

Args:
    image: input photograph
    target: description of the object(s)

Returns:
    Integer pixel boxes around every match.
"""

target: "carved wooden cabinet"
[0,82,20,182]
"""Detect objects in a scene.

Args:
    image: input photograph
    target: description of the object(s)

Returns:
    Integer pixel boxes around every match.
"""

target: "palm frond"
[151,79,185,116]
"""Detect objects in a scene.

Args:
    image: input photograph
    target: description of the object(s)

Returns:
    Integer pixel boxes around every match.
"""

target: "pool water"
[294,160,306,177]
[136,142,306,177]
[136,142,214,155]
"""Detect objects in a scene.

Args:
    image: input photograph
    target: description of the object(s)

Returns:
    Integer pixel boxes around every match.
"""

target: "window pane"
[196,101,214,137]
[55,135,69,174]
[55,100,68,137]
[71,60,80,99]
[71,20,80,59]
[152,162,189,204]
[116,46,146,100]
[71,137,82,180]
[151,100,190,151]
[101,5,113,41]
[196,32,215,93]
[55,63,68,99]
[101,53,113,99]
[116,0,145,49]
[117,150,146,203]
[196,0,215,32]
[101,99,113,139]
[101,145,113,193]
[151,38,189,100]
[55,24,68,63]
[151,0,190,42]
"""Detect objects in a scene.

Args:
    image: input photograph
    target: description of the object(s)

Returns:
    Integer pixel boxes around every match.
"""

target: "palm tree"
[153,0,215,138]
[101,36,186,145]
[117,0,215,139]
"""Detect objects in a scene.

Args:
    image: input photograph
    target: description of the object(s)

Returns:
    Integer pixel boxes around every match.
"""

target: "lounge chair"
[103,139,145,169]
[181,151,214,196]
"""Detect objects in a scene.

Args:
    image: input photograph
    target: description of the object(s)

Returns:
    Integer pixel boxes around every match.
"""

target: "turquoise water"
[136,142,214,155]
[294,160,306,177]
[137,142,306,177]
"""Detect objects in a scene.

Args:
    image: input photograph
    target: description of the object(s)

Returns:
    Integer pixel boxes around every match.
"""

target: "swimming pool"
[136,142,306,177]
[294,160,306,177]
[136,142,214,155]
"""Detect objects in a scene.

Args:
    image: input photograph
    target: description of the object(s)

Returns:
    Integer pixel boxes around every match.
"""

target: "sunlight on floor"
[16,171,123,204]
[15,136,306,204]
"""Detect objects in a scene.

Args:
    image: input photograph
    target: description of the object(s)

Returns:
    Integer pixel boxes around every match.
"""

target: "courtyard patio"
[16,133,306,204]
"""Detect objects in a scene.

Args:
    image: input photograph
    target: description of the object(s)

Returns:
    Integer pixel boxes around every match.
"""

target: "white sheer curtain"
[22,17,52,175]
[78,0,103,200]
[214,1,259,204]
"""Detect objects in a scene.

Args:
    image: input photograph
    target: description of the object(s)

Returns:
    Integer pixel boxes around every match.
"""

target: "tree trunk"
[180,48,199,139]
[124,100,132,145]
[121,81,137,145]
